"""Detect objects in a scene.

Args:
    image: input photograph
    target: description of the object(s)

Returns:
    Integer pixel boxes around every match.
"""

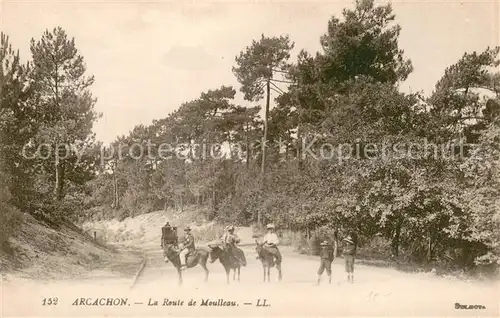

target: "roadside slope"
[0,213,143,282]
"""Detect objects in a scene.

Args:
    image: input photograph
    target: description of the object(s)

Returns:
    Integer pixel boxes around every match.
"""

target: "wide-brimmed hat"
[227,225,235,231]
[343,236,354,244]
[266,223,275,229]
[320,240,329,246]
[184,226,191,232]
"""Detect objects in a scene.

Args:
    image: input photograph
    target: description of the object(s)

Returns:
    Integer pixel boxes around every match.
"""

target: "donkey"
[255,239,282,283]
[163,243,210,285]
[208,244,247,284]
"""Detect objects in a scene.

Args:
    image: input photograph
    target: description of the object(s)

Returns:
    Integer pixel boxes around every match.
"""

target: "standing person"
[179,226,195,270]
[317,240,334,285]
[342,232,357,283]
[262,224,281,263]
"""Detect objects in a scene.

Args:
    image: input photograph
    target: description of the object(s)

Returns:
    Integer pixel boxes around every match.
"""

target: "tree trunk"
[54,159,65,201]
[114,175,119,209]
[113,162,120,210]
[212,185,216,213]
[333,229,340,257]
[188,142,194,161]
[261,79,271,176]
[426,230,433,264]
[245,121,250,170]
[53,59,62,201]
[285,132,289,162]
[258,79,271,229]
[58,163,65,200]
[391,219,402,257]
[116,181,120,209]
[333,237,339,258]
[54,159,60,201]
[296,121,302,170]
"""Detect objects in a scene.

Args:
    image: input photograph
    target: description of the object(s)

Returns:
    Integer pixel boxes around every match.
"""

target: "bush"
[356,235,392,260]
[282,227,338,255]
[115,208,130,221]
[0,201,24,249]
[216,197,255,226]
[279,229,302,246]
[191,223,224,243]
[475,251,499,266]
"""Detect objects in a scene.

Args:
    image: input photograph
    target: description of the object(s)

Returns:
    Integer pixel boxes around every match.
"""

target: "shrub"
[356,235,392,260]
[189,223,225,243]
[0,201,24,249]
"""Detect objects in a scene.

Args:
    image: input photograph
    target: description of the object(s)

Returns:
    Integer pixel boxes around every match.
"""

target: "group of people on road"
[316,232,357,285]
[161,221,357,282]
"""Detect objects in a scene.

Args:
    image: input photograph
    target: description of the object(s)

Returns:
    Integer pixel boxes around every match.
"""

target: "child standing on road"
[317,240,334,285]
[342,234,357,283]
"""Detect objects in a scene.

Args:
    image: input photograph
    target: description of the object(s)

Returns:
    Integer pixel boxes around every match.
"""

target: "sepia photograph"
[0,0,499,317]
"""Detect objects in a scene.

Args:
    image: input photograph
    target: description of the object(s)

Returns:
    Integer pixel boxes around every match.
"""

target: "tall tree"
[29,27,100,201]
[429,47,500,142]
[0,32,37,208]
[233,34,294,227]
[0,32,29,243]
[233,34,294,174]
[318,0,413,86]
[462,118,500,258]
[280,0,414,159]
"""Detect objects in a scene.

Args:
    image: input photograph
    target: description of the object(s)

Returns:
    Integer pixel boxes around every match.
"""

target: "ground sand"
[2,239,499,317]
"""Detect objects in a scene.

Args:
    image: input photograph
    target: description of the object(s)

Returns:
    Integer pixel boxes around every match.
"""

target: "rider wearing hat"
[262,223,281,263]
[179,226,195,269]
[222,225,245,266]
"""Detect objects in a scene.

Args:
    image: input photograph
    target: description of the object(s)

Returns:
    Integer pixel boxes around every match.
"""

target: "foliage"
[1,28,101,244]
[318,0,413,85]
[1,1,499,274]
[233,34,294,101]
[28,27,100,201]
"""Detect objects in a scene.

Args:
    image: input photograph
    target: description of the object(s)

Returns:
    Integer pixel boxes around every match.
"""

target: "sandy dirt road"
[2,240,499,317]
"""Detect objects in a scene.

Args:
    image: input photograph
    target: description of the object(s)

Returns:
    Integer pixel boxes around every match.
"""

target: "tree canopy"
[1,0,499,272]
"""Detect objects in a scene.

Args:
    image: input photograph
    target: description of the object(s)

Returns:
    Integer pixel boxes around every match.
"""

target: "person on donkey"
[179,226,196,270]
[261,223,282,264]
[222,225,246,266]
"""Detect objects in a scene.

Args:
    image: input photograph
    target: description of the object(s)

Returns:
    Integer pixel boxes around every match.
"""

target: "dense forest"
[1,0,499,271]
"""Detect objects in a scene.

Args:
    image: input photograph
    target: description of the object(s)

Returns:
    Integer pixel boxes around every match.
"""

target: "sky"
[2,0,498,145]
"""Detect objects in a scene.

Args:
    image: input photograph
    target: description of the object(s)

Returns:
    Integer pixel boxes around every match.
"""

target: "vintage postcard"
[1,0,499,317]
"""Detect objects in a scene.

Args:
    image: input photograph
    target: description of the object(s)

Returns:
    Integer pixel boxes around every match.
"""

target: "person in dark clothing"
[222,225,245,266]
[161,222,177,263]
[342,233,357,283]
[180,226,195,269]
[317,240,335,285]
[161,222,173,246]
